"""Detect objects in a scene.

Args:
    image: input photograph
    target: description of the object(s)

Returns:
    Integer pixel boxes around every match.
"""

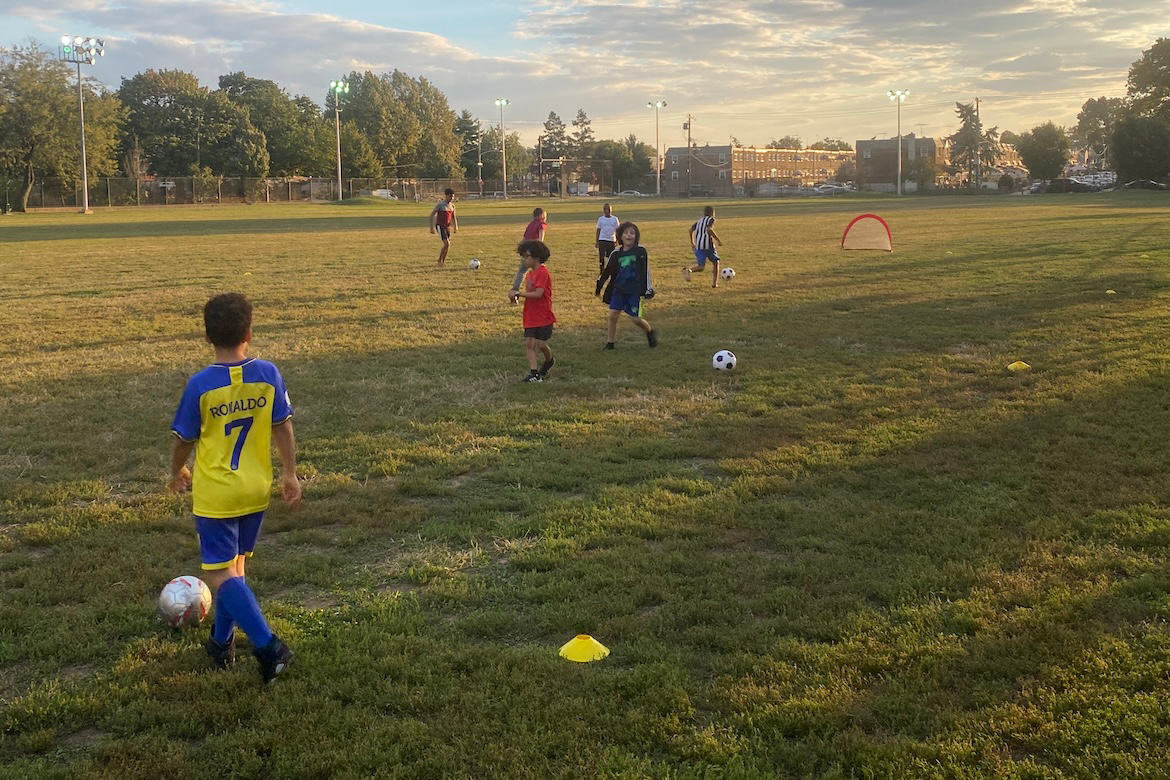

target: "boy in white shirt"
[595,203,620,275]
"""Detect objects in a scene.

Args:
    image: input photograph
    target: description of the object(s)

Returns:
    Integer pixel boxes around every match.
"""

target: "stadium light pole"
[887,89,909,196]
[329,80,349,202]
[495,98,509,198]
[60,35,104,214]
[647,100,666,196]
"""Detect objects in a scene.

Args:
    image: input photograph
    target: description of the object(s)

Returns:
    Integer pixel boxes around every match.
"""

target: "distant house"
[662,144,854,197]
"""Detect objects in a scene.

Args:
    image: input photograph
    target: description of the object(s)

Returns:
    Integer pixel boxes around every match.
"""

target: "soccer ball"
[469,258,481,270]
[721,267,735,280]
[713,350,737,371]
[158,575,212,628]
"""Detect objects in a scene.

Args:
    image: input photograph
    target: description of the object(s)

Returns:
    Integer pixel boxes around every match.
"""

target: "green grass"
[4,192,1170,778]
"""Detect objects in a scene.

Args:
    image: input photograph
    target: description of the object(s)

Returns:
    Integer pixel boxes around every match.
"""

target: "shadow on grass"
[5,249,1170,775]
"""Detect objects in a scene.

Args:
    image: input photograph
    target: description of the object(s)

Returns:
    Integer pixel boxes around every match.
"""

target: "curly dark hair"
[203,293,252,348]
[615,221,640,245]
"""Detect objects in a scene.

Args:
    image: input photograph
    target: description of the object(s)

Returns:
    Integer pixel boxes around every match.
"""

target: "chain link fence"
[2,177,550,210]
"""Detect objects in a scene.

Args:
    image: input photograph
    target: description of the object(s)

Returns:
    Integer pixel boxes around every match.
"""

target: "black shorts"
[524,325,554,341]
[436,224,451,241]
[598,240,615,263]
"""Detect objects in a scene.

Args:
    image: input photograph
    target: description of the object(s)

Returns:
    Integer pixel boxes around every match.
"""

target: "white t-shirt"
[596,215,619,242]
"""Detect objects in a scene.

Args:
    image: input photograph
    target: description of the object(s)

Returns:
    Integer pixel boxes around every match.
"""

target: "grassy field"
[3,191,1170,779]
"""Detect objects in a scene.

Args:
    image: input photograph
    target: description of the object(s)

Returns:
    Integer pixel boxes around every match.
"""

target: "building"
[661,144,854,197]
[856,134,950,192]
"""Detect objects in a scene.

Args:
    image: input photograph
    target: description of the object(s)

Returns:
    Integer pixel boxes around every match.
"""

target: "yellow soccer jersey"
[171,358,293,518]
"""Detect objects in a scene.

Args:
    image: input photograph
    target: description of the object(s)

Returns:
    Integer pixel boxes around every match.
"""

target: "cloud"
[4,0,1162,146]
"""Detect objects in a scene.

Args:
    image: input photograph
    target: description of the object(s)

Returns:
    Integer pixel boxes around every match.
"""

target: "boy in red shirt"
[510,208,548,301]
[514,239,556,382]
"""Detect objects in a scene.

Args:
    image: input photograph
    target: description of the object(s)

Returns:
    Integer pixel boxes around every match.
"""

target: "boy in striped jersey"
[684,205,724,288]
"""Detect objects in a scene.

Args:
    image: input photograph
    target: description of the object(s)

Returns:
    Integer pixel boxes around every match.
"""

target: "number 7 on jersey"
[224,417,254,470]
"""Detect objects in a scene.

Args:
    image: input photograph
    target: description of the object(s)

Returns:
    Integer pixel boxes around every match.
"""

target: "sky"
[2,0,1161,152]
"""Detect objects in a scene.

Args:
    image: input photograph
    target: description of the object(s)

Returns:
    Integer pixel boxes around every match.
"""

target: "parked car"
[617,190,646,197]
[1028,181,1046,193]
[1045,178,1094,193]
[371,189,398,199]
[1123,179,1168,190]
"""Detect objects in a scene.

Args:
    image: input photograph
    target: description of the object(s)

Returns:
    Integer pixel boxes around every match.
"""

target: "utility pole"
[685,114,693,197]
[476,119,483,197]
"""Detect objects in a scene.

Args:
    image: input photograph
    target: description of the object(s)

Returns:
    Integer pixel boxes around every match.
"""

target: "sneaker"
[524,373,543,382]
[254,636,293,684]
[647,329,658,348]
[539,357,555,378]
[602,342,615,351]
[205,631,236,670]
[682,266,692,281]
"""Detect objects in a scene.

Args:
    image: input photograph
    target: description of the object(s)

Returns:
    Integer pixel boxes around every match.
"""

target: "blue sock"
[212,592,236,644]
[215,577,274,648]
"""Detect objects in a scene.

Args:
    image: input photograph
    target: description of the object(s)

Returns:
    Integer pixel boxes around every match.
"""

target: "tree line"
[0,41,656,212]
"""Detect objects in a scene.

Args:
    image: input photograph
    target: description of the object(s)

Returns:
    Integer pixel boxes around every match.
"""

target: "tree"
[1111,113,1170,182]
[622,133,655,176]
[453,110,481,178]
[948,102,998,186]
[768,136,802,149]
[999,130,1020,145]
[808,137,851,151]
[119,69,267,177]
[904,156,938,191]
[217,72,324,176]
[541,112,569,160]
[388,71,461,177]
[570,109,594,157]
[339,121,382,178]
[1014,122,1070,181]
[1127,38,1170,121]
[0,43,123,211]
[478,125,530,182]
[1074,97,1124,159]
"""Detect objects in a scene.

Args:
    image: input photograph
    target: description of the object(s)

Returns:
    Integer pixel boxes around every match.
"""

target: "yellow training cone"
[1007,361,1031,371]
[559,634,609,662]
[1140,254,1151,259]
[1106,289,1117,295]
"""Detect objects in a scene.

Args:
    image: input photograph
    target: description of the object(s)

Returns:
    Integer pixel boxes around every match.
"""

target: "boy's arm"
[595,226,601,245]
[537,227,545,241]
[272,419,302,509]
[429,207,437,232]
[516,285,545,300]
[452,212,458,233]
[169,437,195,492]
[710,228,723,246]
[689,224,697,248]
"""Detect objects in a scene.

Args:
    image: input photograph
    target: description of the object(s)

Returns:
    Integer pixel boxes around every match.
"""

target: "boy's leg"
[526,337,539,371]
[438,236,450,266]
[606,309,621,344]
[712,258,720,287]
[629,316,652,333]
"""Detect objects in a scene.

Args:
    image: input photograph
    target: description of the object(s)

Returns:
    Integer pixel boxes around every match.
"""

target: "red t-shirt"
[522,264,556,328]
[523,218,546,240]
[435,201,455,227]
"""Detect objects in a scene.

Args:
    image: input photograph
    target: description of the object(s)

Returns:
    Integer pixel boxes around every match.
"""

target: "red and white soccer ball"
[158,575,212,628]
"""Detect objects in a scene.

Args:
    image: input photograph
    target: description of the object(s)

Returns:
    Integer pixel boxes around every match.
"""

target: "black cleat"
[646,329,658,348]
[254,637,293,684]
[524,373,543,382]
[602,342,615,351]
[539,357,555,378]
[205,631,236,670]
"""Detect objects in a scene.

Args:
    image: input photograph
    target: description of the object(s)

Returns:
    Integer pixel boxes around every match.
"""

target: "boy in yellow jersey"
[169,293,302,683]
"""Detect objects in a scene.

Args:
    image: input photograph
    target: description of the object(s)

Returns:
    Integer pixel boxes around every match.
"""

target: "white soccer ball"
[469,258,481,270]
[158,575,212,628]
[713,350,737,371]
[721,267,735,280]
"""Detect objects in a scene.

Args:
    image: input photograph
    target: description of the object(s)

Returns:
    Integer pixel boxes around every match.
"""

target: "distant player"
[429,188,458,268]
[510,208,547,302]
[169,293,301,683]
[515,239,556,382]
[684,205,723,287]
[596,221,656,350]
[595,203,619,275]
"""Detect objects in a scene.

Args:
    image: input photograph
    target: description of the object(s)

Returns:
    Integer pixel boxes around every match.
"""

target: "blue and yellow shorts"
[195,511,266,570]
